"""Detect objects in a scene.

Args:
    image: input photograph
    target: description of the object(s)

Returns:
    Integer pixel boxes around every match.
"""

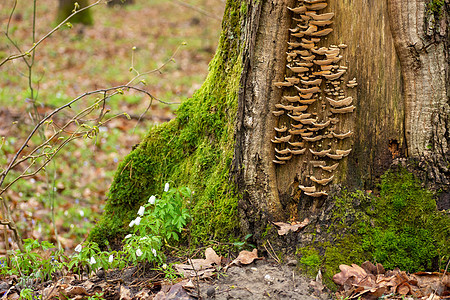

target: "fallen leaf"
[273,218,309,235]
[204,247,221,266]
[231,249,262,265]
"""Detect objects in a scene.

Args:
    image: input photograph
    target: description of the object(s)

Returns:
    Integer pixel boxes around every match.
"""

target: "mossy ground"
[89,0,245,249]
[296,168,450,288]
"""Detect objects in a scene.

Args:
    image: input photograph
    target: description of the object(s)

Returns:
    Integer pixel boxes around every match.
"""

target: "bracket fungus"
[292,105,309,113]
[310,175,334,185]
[330,105,356,114]
[288,141,305,147]
[271,135,292,143]
[299,98,317,104]
[290,148,307,155]
[300,78,322,86]
[311,28,333,37]
[288,6,306,14]
[305,3,328,10]
[319,162,339,172]
[273,81,294,87]
[304,191,328,197]
[295,86,320,94]
[326,96,353,107]
[272,110,285,116]
[306,12,334,21]
[274,126,288,132]
[311,120,331,129]
[299,118,317,125]
[303,135,323,142]
[336,149,352,156]
[325,153,344,160]
[299,185,316,193]
[275,155,293,161]
[309,148,331,156]
[288,66,310,73]
[290,129,307,135]
[273,160,286,165]
[331,130,353,139]
[275,148,291,155]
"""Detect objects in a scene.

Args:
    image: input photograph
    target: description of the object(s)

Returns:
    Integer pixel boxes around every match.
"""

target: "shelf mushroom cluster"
[271,0,357,198]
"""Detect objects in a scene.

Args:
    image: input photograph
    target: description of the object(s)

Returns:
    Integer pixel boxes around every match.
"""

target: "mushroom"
[297,62,314,67]
[288,141,305,147]
[274,126,288,132]
[299,118,317,125]
[311,28,333,37]
[301,55,316,61]
[311,47,328,55]
[300,78,322,86]
[288,6,306,13]
[295,50,311,56]
[307,126,321,132]
[306,12,334,21]
[272,110,285,116]
[303,135,323,142]
[313,70,332,75]
[331,131,353,139]
[299,42,316,49]
[291,32,305,38]
[329,117,340,124]
[292,105,309,113]
[313,58,334,65]
[325,48,340,56]
[291,123,304,129]
[319,163,339,172]
[332,55,343,63]
[284,95,300,102]
[286,77,300,84]
[291,148,307,155]
[299,98,317,105]
[311,120,331,129]
[323,70,346,80]
[305,3,327,10]
[347,82,358,88]
[289,128,307,135]
[304,191,328,197]
[287,42,302,48]
[273,160,287,165]
[339,65,348,70]
[288,113,309,121]
[275,148,291,155]
[273,81,293,87]
[338,43,348,48]
[326,96,353,107]
[287,66,309,73]
[336,149,352,156]
[301,38,315,44]
[299,93,314,99]
[310,20,333,26]
[275,154,293,161]
[299,185,316,193]
[330,106,356,114]
[325,153,343,159]
[309,148,331,156]
[320,65,334,71]
[295,86,320,94]
[310,175,334,185]
[310,160,326,167]
[304,0,327,3]
[275,104,295,110]
[300,132,314,137]
[289,27,301,33]
[302,25,318,35]
[271,135,292,143]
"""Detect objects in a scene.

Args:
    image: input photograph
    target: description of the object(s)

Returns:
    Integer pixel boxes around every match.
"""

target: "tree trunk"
[56,0,93,25]
[90,0,449,260]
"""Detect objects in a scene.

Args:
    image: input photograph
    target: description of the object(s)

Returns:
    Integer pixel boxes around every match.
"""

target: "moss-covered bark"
[89,0,245,248]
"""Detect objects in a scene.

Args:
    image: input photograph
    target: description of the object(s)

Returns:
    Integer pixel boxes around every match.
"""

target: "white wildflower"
[136,249,143,257]
[164,183,169,192]
[151,248,157,256]
[79,210,84,217]
[109,254,114,263]
[137,206,145,216]
[148,195,156,205]
[134,216,141,226]
[89,256,96,265]
[125,234,132,239]
[140,236,148,241]
[74,244,82,253]
[129,219,135,227]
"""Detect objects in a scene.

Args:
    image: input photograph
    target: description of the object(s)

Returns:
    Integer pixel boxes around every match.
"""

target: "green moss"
[297,168,449,288]
[427,0,445,14]
[89,0,245,248]
[297,247,321,277]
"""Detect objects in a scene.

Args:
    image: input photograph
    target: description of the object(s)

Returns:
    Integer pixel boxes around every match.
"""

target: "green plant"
[297,247,321,277]
[1,239,62,282]
[19,288,37,300]
[232,234,254,251]
[122,184,192,264]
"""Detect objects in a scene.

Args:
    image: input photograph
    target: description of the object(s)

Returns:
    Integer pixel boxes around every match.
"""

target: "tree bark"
[91,0,449,250]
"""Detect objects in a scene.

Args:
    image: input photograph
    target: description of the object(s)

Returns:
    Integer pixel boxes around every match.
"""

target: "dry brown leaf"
[204,247,222,266]
[273,218,309,235]
[119,285,132,300]
[63,286,90,298]
[232,249,262,265]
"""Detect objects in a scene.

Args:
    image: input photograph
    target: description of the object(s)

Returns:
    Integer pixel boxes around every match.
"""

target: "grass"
[0,0,224,251]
